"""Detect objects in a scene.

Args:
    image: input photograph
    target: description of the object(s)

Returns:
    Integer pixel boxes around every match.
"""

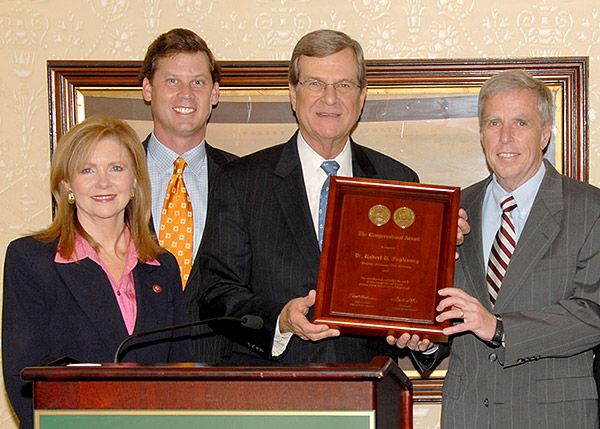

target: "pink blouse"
[55,228,160,334]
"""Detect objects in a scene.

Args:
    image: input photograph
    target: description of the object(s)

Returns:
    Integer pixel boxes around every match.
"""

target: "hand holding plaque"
[313,177,460,343]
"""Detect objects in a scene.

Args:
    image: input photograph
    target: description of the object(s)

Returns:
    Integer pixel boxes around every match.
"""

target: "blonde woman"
[2,116,192,429]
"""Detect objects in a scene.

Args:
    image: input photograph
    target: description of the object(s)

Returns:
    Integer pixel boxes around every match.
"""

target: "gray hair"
[289,29,367,89]
[478,69,553,129]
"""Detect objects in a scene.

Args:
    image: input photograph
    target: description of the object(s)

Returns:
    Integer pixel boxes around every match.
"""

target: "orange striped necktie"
[159,157,194,289]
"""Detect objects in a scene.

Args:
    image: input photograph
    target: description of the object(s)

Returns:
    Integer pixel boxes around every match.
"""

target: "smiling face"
[289,48,367,158]
[63,137,136,230]
[480,88,552,192]
[142,51,219,153]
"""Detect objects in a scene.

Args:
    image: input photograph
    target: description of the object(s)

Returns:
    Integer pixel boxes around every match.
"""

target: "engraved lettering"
[348,293,377,309]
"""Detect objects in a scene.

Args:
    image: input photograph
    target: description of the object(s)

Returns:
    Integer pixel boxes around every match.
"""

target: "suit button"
[483,398,489,407]
[488,353,497,362]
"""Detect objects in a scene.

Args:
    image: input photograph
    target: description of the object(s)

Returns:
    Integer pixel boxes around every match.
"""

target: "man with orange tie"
[140,28,237,362]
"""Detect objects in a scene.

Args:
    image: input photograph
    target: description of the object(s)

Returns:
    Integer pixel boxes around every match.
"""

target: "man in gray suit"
[395,70,600,428]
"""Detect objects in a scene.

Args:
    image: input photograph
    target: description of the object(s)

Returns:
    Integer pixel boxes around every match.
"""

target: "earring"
[67,190,75,205]
[130,188,136,201]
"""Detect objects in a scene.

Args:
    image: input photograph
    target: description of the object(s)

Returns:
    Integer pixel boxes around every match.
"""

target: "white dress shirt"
[272,132,353,357]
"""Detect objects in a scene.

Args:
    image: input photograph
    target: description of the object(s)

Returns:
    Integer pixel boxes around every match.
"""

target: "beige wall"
[1,0,599,427]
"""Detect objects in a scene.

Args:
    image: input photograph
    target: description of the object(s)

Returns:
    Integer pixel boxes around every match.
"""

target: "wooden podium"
[22,356,412,429]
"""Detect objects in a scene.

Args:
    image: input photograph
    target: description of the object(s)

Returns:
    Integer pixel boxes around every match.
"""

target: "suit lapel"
[142,135,158,238]
[270,138,386,276]
[132,261,168,334]
[273,134,321,277]
[494,163,563,311]
[188,143,220,286]
[460,179,492,308]
[350,140,378,178]
[55,259,128,350]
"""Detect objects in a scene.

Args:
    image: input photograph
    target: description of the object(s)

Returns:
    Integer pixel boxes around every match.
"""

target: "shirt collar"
[55,227,160,267]
[491,161,546,220]
[296,131,353,177]
[147,132,207,177]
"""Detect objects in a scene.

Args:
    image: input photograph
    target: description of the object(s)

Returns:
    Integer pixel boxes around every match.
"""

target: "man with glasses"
[197,29,421,364]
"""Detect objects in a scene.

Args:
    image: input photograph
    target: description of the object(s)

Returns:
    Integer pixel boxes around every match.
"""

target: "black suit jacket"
[2,236,192,429]
[199,132,419,364]
[142,135,237,362]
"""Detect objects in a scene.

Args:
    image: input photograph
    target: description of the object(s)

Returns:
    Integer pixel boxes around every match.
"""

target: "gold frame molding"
[48,58,588,183]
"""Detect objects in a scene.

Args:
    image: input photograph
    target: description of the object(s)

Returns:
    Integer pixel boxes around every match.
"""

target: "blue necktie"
[318,161,340,250]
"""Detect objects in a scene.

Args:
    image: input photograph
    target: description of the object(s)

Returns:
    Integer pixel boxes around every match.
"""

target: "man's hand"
[457,208,470,245]
[278,289,340,341]
[455,208,470,259]
[387,333,433,352]
[436,288,497,341]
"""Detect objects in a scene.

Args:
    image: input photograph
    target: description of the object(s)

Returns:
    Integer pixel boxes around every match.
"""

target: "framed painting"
[47,57,589,400]
[48,57,588,185]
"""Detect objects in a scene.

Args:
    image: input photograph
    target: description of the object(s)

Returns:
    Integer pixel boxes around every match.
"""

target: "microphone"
[113,314,263,363]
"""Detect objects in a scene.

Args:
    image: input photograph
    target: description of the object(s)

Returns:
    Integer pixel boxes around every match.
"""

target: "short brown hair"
[139,28,221,84]
[289,29,367,89]
[478,69,553,129]
[36,116,164,262]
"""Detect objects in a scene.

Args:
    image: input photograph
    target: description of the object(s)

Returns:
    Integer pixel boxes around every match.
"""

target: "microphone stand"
[113,315,262,363]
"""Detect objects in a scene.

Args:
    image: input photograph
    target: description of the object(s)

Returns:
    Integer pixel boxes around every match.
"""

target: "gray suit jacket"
[199,131,419,364]
[441,160,600,428]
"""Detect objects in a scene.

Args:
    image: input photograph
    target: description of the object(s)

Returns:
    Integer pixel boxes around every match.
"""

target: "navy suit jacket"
[142,135,237,362]
[2,236,192,429]
[199,132,419,364]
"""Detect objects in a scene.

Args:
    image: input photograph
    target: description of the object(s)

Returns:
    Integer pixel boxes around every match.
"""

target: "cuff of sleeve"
[272,316,293,357]
[421,344,439,355]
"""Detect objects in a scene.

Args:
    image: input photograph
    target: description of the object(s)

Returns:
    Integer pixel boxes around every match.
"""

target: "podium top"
[22,356,411,388]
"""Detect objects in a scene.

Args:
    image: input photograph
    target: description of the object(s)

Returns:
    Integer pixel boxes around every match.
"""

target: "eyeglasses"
[297,79,360,95]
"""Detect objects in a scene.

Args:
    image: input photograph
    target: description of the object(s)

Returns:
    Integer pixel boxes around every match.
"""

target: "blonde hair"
[36,116,165,261]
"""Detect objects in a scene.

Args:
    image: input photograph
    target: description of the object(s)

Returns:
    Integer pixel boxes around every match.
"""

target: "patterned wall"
[1,1,599,427]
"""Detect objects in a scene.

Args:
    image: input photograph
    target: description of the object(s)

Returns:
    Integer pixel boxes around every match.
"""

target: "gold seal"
[368,204,391,226]
[393,207,415,228]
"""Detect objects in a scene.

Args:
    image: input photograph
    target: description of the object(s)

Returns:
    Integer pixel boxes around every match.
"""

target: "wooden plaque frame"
[314,177,460,343]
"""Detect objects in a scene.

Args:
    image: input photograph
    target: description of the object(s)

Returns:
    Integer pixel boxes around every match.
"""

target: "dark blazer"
[422,161,600,428]
[2,235,193,429]
[199,132,419,364]
[142,135,237,362]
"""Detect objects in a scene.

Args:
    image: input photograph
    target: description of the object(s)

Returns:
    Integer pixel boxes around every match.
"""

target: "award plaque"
[313,177,460,343]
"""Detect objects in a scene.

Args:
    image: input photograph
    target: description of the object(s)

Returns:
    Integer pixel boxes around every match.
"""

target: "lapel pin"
[152,284,162,294]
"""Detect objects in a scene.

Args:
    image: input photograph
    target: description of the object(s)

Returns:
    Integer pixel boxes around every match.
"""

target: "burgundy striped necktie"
[486,195,517,306]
